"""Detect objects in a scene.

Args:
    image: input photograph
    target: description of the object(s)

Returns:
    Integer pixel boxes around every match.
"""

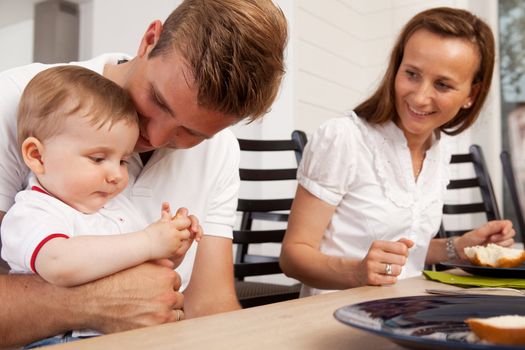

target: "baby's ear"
[21,137,45,174]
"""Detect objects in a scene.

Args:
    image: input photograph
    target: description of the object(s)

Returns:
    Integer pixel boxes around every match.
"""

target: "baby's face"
[37,115,139,213]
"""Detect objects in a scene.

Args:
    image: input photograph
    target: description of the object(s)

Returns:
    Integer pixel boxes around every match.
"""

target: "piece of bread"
[463,244,525,268]
[466,315,525,345]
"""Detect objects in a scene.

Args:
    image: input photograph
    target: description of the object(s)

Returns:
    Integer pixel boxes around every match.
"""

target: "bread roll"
[466,315,525,345]
[463,244,525,268]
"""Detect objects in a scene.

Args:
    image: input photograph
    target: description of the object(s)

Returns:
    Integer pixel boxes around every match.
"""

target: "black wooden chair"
[438,144,501,239]
[500,150,525,243]
[234,130,307,308]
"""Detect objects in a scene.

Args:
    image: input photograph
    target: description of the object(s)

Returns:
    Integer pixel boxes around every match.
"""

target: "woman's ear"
[21,137,45,174]
[463,83,481,109]
[137,20,163,57]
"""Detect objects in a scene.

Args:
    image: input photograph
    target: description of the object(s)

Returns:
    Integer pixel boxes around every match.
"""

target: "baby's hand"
[169,207,204,267]
[143,203,191,260]
[172,207,203,242]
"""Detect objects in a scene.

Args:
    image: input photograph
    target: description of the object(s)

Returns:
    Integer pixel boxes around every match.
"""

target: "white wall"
[0,19,33,71]
[79,0,181,59]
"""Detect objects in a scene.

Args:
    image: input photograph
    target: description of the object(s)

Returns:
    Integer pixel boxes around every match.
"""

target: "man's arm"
[183,235,241,318]
[0,262,184,348]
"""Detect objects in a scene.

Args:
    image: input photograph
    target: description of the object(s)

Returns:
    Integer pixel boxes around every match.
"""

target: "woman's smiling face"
[394,29,480,142]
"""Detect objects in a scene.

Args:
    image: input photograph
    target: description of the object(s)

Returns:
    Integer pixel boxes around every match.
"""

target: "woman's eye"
[435,81,451,91]
[120,160,129,166]
[405,70,417,79]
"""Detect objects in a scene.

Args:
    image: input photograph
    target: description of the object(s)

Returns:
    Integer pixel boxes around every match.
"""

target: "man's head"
[18,66,139,213]
[117,0,288,151]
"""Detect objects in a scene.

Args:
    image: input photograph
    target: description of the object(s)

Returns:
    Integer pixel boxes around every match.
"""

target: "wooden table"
[51,275,461,350]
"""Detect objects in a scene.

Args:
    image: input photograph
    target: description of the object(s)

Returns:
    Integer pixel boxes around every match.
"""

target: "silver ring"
[385,263,393,275]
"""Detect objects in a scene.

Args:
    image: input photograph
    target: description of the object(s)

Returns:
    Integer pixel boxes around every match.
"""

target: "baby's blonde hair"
[17,65,138,146]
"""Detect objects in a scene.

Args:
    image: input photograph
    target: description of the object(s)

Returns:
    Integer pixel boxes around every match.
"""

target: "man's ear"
[137,20,163,58]
[21,137,45,174]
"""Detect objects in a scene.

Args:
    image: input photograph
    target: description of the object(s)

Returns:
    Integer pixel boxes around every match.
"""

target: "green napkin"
[423,270,525,289]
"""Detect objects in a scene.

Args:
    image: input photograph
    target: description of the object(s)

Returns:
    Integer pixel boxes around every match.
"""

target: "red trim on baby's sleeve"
[30,234,70,273]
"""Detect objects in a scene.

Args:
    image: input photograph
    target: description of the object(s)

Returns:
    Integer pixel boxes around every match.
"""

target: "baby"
[0,65,201,346]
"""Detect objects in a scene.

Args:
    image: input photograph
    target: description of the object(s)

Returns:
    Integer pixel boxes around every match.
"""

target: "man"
[0,0,287,347]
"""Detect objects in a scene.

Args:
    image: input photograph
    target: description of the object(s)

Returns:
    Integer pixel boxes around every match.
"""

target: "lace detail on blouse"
[345,111,451,211]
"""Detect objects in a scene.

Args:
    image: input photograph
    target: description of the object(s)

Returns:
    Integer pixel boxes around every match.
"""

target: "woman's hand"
[357,238,414,286]
[455,220,515,260]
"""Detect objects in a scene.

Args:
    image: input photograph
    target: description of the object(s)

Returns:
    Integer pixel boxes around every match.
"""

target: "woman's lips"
[407,103,433,117]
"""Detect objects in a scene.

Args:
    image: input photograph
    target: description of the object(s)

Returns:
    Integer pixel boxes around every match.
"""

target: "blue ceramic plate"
[334,295,525,350]
[439,261,525,278]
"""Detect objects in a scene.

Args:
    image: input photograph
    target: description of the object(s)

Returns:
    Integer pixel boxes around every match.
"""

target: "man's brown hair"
[354,7,495,135]
[149,0,288,121]
[17,65,138,146]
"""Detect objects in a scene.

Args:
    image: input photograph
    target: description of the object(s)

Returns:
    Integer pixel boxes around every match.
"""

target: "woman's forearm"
[280,243,362,289]
[425,238,449,265]
[280,185,362,289]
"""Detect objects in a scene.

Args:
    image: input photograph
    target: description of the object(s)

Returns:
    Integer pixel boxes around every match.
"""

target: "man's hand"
[81,261,185,333]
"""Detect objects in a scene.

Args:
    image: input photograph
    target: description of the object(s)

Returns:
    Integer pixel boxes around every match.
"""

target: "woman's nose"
[412,82,433,105]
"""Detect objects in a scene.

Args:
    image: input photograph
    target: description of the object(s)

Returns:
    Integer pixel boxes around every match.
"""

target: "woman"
[280,7,515,297]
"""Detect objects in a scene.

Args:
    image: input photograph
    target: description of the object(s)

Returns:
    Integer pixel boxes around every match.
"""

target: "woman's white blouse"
[297,112,451,297]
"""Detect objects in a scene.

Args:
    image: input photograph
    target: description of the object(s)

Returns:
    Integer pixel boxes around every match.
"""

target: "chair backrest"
[500,150,525,243]
[234,130,307,280]
[439,144,501,238]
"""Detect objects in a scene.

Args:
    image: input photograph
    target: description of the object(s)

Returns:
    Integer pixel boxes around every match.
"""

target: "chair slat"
[446,178,479,190]
[233,229,285,244]
[237,138,299,151]
[239,168,297,181]
[442,203,486,214]
[450,153,473,163]
[237,198,293,212]
[234,261,282,277]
